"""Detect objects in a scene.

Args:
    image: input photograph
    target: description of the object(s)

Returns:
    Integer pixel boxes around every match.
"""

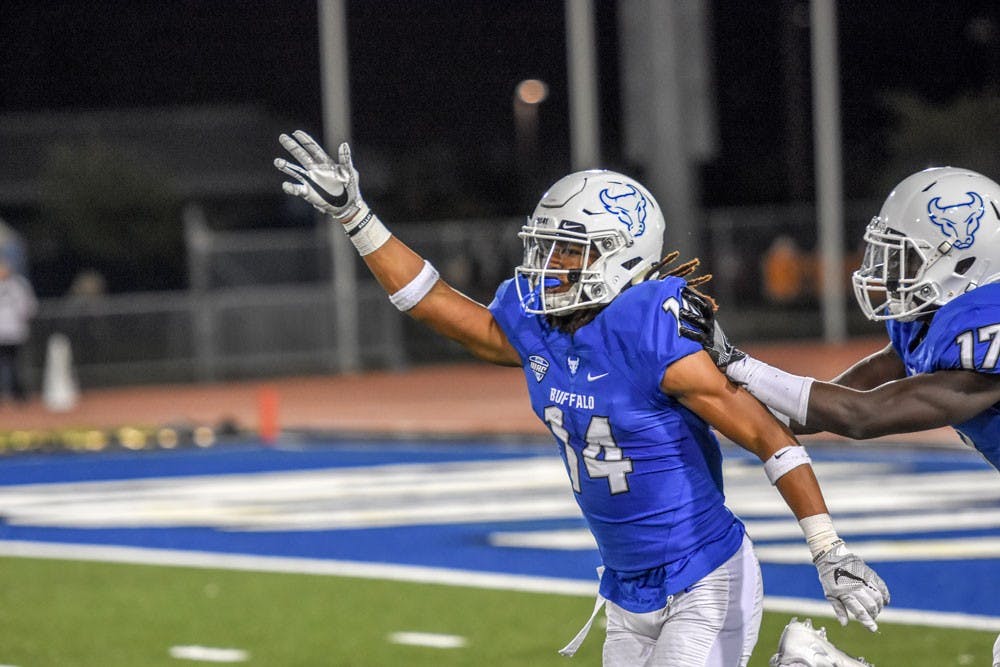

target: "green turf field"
[0,556,992,666]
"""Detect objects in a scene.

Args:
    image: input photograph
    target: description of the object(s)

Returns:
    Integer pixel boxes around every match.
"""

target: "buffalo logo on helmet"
[926,191,985,249]
[599,184,648,237]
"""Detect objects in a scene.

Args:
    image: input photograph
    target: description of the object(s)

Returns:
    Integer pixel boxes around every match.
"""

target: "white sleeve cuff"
[343,204,392,256]
[726,355,814,425]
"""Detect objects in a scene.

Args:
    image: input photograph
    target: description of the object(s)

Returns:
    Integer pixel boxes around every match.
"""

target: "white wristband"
[798,513,842,560]
[389,260,440,311]
[342,203,391,256]
[726,355,814,425]
[763,445,811,485]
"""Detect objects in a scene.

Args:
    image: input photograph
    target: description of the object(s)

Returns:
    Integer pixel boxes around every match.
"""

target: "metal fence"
[24,214,525,388]
[21,203,885,389]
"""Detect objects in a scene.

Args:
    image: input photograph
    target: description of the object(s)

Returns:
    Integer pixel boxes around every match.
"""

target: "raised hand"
[274,131,365,222]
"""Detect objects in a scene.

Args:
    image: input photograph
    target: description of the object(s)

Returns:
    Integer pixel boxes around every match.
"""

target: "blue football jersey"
[887,282,1000,469]
[489,276,745,611]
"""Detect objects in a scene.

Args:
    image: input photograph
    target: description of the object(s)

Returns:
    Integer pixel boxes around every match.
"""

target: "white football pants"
[992,632,999,667]
[602,535,763,667]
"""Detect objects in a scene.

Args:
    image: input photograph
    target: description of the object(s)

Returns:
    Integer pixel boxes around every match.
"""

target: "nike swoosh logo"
[587,372,609,381]
[774,450,788,459]
[303,173,350,208]
[833,567,867,586]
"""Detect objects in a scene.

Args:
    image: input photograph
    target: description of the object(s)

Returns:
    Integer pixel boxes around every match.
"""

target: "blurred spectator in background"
[68,269,108,300]
[0,258,38,403]
[0,217,27,276]
[762,235,805,303]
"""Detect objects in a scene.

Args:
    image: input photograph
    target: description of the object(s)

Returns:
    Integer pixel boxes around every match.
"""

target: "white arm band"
[389,260,440,311]
[763,445,812,485]
[343,203,392,256]
[798,513,843,560]
[726,355,814,426]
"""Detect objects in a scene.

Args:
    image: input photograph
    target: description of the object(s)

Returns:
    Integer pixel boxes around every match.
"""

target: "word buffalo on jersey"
[549,386,596,410]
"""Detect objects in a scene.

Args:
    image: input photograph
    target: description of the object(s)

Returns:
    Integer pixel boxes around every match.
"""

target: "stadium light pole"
[318,0,361,372]
[565,0,600,170]
[811,0,848,343]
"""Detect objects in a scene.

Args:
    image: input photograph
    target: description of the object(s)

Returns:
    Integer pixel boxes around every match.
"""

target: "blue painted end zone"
[0,438,996,620]
[0,439,553,485]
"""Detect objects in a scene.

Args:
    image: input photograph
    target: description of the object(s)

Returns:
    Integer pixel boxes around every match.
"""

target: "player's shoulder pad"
[488,277,530,332]
[614,276,687,312]
[607,277,692,353]
[929,284,1000,341]
[922,284,1000,370]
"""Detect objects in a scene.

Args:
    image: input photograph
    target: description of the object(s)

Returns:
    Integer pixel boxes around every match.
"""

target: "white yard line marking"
[0,540,598,596]
[764,596,1000,632]
[490,530,1000,561]
[0,540,997,631]
[387,632,467,649]
[489,509,1000,552]
[0,458,996,533]
[168,645,249,662]
[0,460,995,531]
[754,537,1000,562]
[744,508,1000,540]
[490,529,596,550]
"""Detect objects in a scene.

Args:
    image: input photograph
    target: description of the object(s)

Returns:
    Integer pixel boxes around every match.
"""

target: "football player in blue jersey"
[682,166,1000,667]
[274,130,889,667]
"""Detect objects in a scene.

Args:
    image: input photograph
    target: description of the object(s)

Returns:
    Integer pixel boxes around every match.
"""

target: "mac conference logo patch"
[529,355,549,382]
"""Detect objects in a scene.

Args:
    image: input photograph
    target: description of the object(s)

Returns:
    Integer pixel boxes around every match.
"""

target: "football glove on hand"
[813,541,890,632]
[678,287,714,343]
[678,288,746,368]
[275,131,365,223]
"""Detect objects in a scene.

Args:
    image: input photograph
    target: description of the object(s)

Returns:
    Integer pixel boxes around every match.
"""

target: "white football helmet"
[515,170,666,315]
[853,166,1000,322]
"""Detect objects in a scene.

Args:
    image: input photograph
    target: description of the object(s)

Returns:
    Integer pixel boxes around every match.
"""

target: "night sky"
[3,1,999,202]
[1,1,999,294]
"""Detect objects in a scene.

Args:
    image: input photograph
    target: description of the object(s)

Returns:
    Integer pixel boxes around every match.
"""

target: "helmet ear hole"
[955,257,976,275]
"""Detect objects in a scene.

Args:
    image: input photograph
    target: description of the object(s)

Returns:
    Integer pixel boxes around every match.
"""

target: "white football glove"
[274,130,365,223]
[813,541,890,632]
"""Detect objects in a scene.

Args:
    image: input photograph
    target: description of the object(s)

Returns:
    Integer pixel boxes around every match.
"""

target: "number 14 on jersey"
[544,405,634,494]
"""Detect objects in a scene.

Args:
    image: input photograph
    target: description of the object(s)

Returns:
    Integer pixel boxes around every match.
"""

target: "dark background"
[2,0,999,295]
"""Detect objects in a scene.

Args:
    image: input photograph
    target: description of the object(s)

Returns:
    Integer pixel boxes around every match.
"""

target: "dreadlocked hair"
[546,250,718,333]
[642,250,718,312]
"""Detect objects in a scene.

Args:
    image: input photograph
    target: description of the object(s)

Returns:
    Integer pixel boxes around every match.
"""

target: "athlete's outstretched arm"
[827,343,907,390]
[714,338,1000,439]
[360,236,521,365]
[661,351,825,518]
[806,369,1000,439]
[275,131,520,367]
[776,343,908,435]
[660,351,890,631]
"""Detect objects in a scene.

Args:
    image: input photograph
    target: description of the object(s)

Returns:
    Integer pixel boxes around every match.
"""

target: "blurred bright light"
[516,79,549,105]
